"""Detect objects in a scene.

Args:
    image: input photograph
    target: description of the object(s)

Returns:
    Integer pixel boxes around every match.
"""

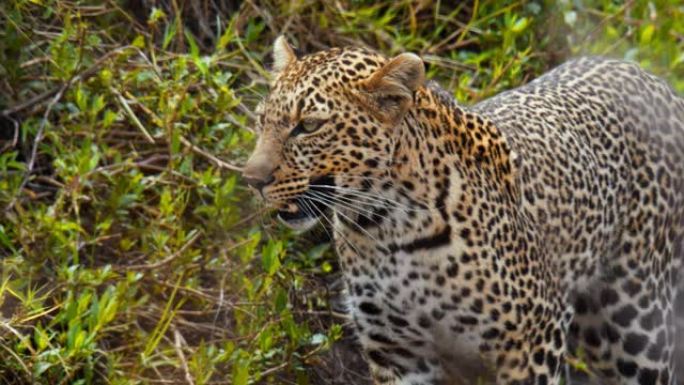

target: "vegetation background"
[0,0,682,384]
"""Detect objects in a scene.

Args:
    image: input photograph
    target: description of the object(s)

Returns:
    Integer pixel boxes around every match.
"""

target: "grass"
[0,1,682,384]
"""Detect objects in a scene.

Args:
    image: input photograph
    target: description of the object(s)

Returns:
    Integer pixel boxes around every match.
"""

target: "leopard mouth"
[277,175,334,231]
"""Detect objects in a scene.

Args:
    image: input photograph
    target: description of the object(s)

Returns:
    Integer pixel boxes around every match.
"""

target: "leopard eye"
[291,119,324,137]
[302,119,322,133]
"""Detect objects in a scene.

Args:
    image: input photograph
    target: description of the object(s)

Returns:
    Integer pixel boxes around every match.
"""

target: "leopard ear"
[362,53,425,124]
[272,35,297,73]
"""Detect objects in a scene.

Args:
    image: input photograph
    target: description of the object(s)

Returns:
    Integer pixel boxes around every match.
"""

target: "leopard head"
[242,36,425,230]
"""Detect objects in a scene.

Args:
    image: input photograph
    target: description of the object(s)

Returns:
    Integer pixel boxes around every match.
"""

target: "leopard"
[242,36,684,385]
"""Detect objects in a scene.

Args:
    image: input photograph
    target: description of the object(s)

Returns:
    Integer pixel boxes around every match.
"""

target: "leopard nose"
[243,174,275,191]
[243,142,277,192]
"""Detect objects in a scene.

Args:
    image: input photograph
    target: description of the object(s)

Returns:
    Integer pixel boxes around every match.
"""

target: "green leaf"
[672,52,684,69]
[238,231,261,263]
[640,24,655,45]
[33,325,49,351]
[274,288,288,313]
[132,35,145,49]
[66,323,81,350]
[0,225,16,253]
[232,358,249,385]
[160,188,173,216]
[244,20,265,43]
[102,109,117,128]
[170,126,181,154]
[510,17,529,34]
[33,361,53,377]
[563,11,577,26]
[309,333,326,345]
[258,325,274,351]
[75,86,88,112]
[148,7,166,25]
[162,21,177,50]
[91,94,105,116]
[184,29,199,59]
[88,293,100,331]
[261,240,282,276]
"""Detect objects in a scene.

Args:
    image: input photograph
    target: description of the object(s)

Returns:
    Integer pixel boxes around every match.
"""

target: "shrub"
[0,1,681,384]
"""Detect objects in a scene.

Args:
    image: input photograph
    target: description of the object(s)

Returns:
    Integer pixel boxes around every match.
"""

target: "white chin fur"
[278,214,318,232]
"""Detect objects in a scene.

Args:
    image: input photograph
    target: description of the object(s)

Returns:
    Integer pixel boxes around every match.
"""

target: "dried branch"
[111,86,156,143]
[3,81,68,213]
[127,231,202,270]
[1,46,133,117]
[173,327,195,385]
[179,136,244,173]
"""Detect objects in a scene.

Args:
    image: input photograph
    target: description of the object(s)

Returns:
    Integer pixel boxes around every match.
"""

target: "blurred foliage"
[0,0,681,384]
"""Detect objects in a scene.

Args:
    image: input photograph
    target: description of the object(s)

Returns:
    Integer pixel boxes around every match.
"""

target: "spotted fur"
[243,38,684,385]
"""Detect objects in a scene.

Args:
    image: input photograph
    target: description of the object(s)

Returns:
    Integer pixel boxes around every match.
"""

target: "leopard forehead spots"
[266,48,386,117]
[246,44,418,227]
[244,39,684,385]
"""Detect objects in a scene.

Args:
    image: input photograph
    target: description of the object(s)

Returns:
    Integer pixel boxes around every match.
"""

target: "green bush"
[0,1,681,384]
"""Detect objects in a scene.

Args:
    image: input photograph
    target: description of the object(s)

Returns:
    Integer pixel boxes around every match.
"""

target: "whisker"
[325,172,437,210]
[322,199,382,245]
[311,193,384,218]
[309,184,428,212]
[309,184,398,205]
[307,189,396,224]
[299,197,332,240]
[334,190,414,214]
[307,190,386,226]
[308,200,368,264]
[329,173,393,183]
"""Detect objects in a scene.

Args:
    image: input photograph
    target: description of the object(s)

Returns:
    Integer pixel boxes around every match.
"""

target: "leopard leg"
[494,315,567,385]
[363,344,450,385]
[568,248,679,385]
[368,362,398,385]
[354,312,451,385]
[675,267,684,384]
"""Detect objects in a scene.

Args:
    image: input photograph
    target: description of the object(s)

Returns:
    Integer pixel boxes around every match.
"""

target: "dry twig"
[127,231,202,270]
[173,327,196,385]
[1,46,132,117]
